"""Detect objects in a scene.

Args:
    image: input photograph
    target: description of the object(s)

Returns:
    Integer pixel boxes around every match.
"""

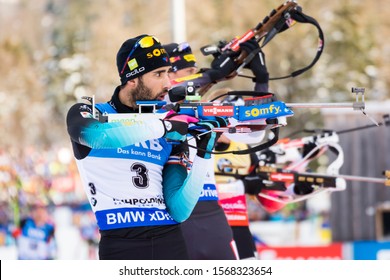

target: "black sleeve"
[66,103,96,159]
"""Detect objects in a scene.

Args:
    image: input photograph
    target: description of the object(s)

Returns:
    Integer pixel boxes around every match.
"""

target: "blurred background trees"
[0,0,389,149]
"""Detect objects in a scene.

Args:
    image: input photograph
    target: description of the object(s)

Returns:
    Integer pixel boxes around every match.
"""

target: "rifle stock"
[232,0,299,65]
[193,0,323,93]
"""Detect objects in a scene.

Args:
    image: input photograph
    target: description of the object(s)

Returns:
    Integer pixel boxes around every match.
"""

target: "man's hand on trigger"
[193,117,228,159]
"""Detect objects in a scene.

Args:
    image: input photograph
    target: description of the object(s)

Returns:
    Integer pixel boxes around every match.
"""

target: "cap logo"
[169,56,181,63]
[128,58,138,70]
[126,66,145,78]
[146,48,167,58]
[183,54,196,62]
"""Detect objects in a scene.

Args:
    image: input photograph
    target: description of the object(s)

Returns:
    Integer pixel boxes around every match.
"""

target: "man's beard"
[132,77,155,101]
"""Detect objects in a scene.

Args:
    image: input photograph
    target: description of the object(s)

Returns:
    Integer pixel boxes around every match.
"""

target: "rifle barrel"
[336,174,386,185]
[286,102,355,108]
[297,171,386,185]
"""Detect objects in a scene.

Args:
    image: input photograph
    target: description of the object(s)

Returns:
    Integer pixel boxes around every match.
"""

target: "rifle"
[259,166,389,203]
[215,162,390,205]
[87,87,367,155]
[175,0,324,94]
[257,166,389,204]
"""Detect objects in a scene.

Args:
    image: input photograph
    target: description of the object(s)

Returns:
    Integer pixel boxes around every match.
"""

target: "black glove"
[242,174,265,195]
[162,113,199,142]
[192,117,228,159]
[162,120,189,142]
[209,52,239,81]
[239,39,269,84]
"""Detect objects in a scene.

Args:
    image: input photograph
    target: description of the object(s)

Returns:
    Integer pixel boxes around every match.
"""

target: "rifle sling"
[270,9,325,80]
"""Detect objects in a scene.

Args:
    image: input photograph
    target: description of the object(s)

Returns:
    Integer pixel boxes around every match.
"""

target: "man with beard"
[66,34,225,260]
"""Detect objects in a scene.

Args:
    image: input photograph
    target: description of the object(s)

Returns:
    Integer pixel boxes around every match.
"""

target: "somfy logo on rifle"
[244,104,281,117]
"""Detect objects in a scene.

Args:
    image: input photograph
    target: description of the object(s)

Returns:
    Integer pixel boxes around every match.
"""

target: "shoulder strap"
[95,102,117,114]
[95,102,117,122]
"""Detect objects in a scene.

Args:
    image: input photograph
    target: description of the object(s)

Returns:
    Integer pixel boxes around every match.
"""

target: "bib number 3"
[131,163,149,188]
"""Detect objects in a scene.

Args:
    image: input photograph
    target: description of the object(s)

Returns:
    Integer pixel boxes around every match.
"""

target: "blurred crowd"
[0,145,99,259]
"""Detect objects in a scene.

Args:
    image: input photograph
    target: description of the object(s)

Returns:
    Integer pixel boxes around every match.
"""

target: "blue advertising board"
[352,241,390,260]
